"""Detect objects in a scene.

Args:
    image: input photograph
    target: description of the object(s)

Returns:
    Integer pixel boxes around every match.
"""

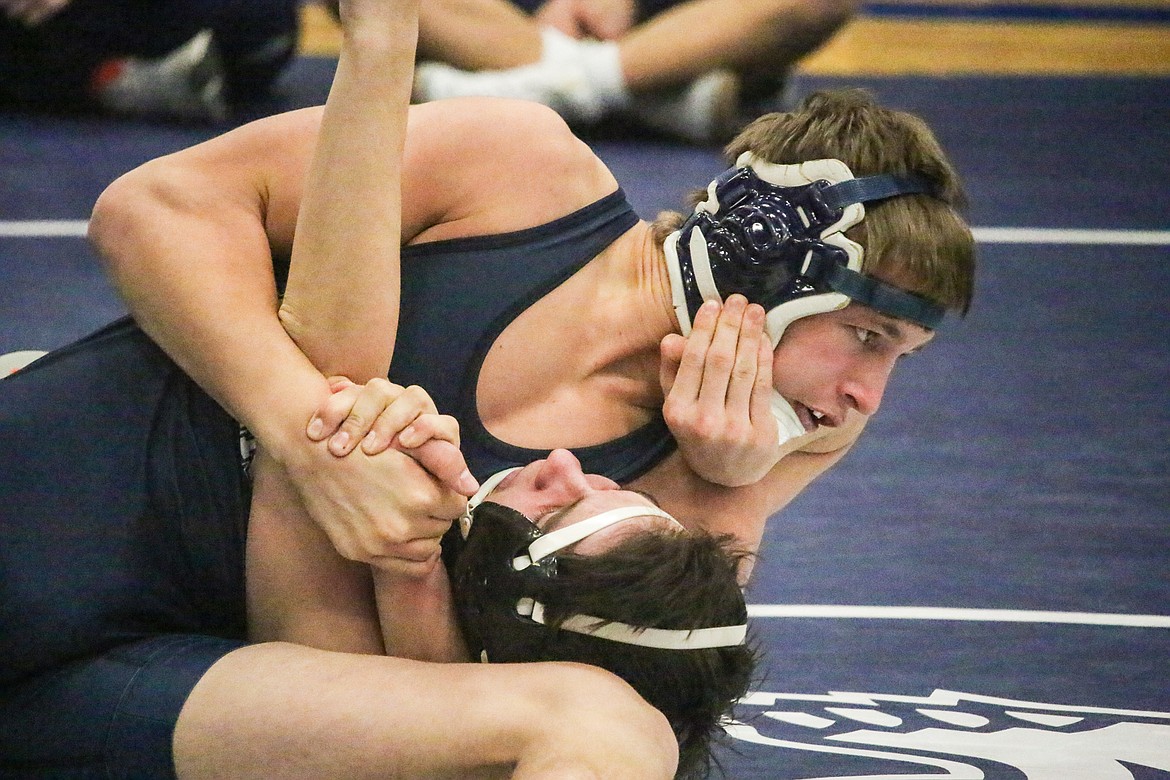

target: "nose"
[842,360,894,417]
[533,449,594,500]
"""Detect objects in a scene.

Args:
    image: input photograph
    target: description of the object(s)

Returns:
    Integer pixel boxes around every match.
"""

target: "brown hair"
[654,88,976,317]
[526,530,757,780]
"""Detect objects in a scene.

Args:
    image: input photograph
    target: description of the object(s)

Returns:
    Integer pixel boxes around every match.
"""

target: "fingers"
[658,333,686,397]
[369,545,444,578]
[668,299,719,407]
[337,481,456,564]
[382,411,459,452]
[349,384,438,456]
[407,439,479,497]
[749,335,775,426]
[308,378,396,442]
[697,295,749,408]
[307,380,444,457]
[724,300,766,416]
[668,296,765,408]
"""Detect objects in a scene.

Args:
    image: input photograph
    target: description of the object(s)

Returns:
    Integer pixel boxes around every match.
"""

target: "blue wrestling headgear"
[665,153,948,442]
[449,469,748,663]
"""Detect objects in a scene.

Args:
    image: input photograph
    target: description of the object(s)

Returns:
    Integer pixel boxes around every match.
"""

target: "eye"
[853,327,878,346]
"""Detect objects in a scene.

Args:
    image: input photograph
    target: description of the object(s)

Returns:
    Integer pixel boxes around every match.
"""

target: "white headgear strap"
[517,598,748,650]
[513,504,681,571]
[459,470,748,652]
[459,466,522,539]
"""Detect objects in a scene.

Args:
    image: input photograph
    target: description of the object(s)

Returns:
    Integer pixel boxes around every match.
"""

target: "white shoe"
[626,69,740,145]
[95,30,228,123]
[413,58,607,125]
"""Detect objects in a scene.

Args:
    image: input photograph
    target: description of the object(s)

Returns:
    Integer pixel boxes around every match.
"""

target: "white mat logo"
[725,689,1170,779]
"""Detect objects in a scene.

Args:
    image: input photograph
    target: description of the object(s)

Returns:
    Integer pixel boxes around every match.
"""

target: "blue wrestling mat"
[1,56,1168,777]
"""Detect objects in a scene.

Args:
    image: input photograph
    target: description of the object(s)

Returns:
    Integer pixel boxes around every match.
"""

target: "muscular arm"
[89,97,604,456]
[89,109,325,458]
[279,0,418,382]
[248,445,468,661]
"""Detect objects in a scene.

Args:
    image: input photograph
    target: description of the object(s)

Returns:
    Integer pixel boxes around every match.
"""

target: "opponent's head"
[448,451,756,779]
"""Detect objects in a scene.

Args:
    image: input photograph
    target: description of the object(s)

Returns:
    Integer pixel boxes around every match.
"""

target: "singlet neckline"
[437,190,673,474]
[403,189,632,256]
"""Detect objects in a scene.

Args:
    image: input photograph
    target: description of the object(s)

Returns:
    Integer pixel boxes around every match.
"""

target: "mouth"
[793,402,836,433]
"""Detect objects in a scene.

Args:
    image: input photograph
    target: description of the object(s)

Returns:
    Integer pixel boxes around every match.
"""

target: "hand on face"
[658,295,783,487]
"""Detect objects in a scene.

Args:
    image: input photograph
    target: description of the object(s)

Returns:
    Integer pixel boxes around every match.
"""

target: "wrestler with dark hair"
[2,0,755,775]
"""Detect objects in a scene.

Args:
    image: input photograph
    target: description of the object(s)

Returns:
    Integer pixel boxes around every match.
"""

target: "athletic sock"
[539,27,631,113]
[625,69,741,145]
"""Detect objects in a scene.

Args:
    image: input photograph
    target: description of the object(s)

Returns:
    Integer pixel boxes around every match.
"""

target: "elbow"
[89,156,207,277]
[88,174,130,273]
[88,164,164,282]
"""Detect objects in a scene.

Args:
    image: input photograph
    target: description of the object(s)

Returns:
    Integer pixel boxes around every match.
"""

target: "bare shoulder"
[90,107,325,255]
[403,98,618,240]
[146,106,324,177]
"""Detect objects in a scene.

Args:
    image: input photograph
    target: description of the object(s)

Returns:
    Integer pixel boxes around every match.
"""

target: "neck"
[575,221,679,407]
[639,220,683,338]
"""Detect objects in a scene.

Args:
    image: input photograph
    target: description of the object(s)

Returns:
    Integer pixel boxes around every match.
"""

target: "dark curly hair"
[523,529,759,779]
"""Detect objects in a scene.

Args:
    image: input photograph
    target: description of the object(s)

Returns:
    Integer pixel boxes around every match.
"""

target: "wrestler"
[90,81,976,582]
[0,334,749,776]
[1,0,753,774]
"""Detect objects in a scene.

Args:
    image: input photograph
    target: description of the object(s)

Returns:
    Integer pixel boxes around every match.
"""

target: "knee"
[531,664,679,779]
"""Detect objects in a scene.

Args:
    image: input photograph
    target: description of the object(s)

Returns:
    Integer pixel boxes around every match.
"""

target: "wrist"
[246,371,334,470]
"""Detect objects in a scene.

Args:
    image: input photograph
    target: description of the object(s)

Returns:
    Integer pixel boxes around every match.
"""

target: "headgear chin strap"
[664,153,948,444]
[453,469,748,659]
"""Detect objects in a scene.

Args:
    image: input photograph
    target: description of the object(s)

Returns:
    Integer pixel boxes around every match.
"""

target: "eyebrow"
[629,489,662,507]
[871,316,905,341]
[536,497,586,529]
[869,314,934,354]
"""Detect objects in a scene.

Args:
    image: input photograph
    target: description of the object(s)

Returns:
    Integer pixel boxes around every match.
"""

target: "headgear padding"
[664,154,946,443]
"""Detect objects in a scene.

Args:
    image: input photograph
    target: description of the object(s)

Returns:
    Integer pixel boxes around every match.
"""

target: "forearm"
[247,450,385,652]
[373,563,470,662]
[280,0,420,381]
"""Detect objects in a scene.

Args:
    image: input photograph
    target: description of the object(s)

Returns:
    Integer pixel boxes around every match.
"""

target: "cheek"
[771,343,816,395]
[487,486,557,524]
[772,340,850,398]
[585,475,621,490]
